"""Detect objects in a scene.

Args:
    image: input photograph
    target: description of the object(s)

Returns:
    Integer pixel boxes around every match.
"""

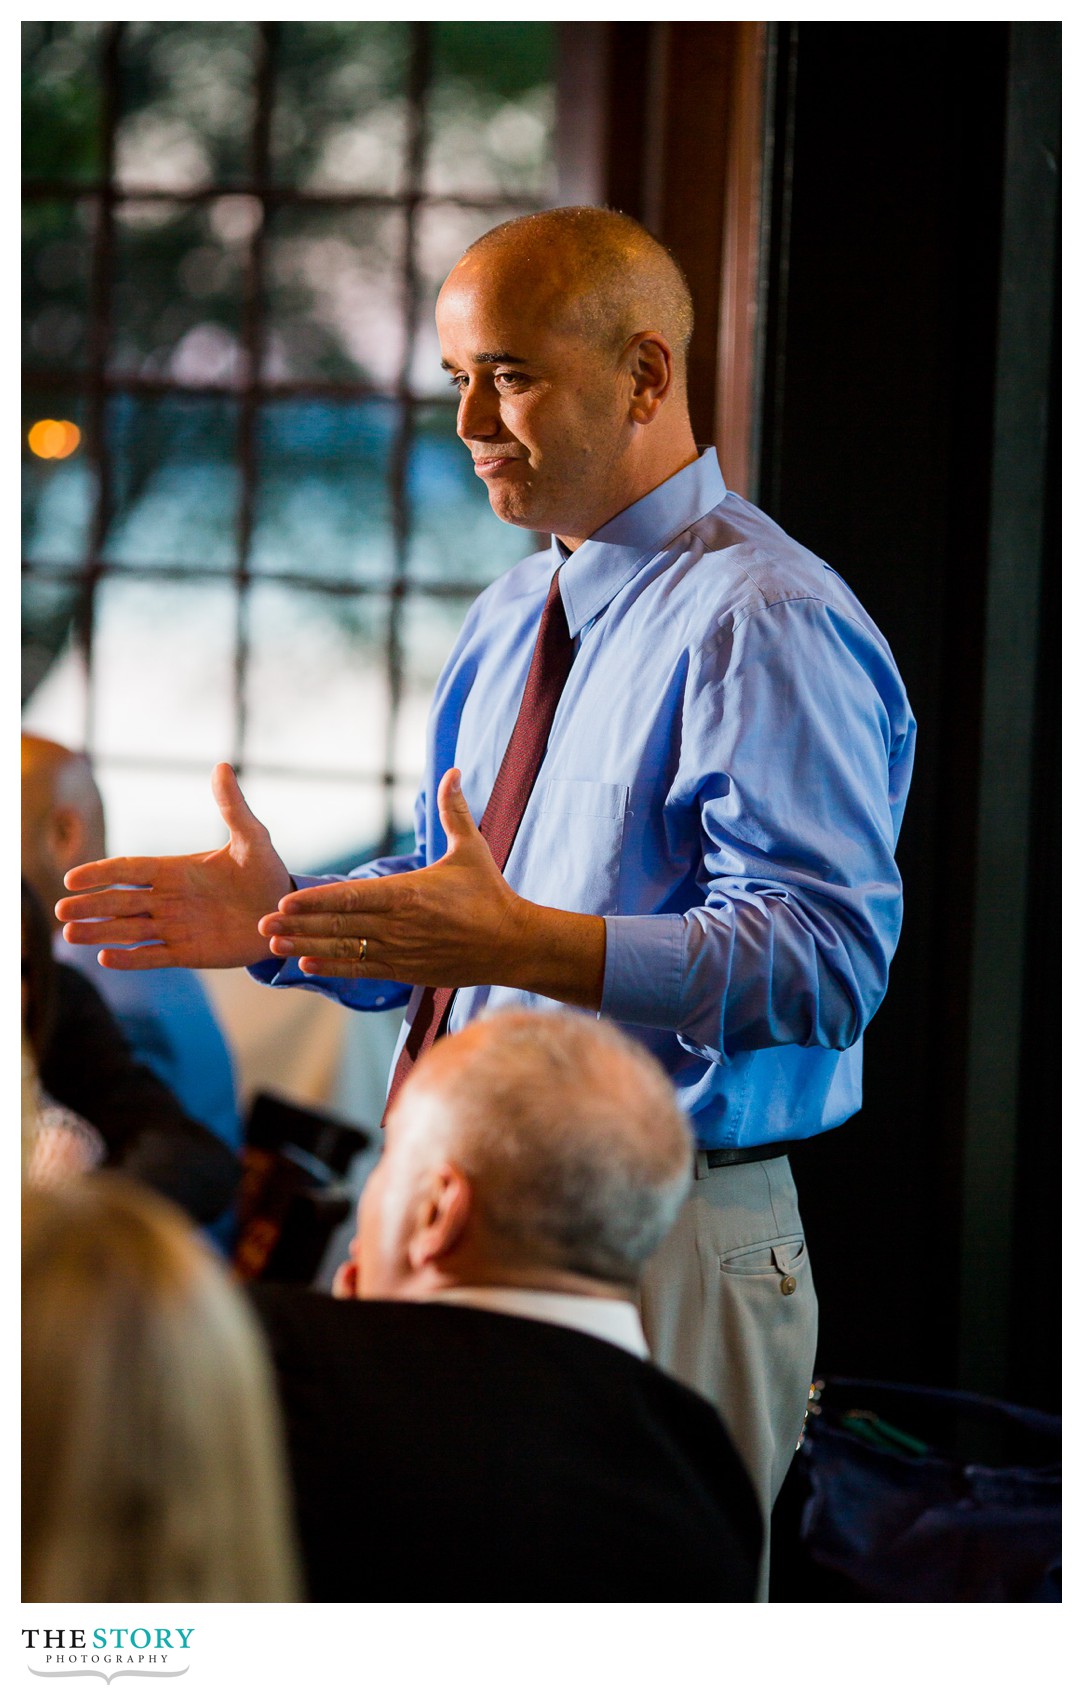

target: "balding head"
[457,207,694,388]
[21,734,106,923]
[436,206,700,545]
[354,1010,692,1299]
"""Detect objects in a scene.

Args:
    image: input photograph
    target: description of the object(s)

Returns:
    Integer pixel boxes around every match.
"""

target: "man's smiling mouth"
[471,449,526,475]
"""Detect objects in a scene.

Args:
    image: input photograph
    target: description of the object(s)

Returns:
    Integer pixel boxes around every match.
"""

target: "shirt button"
[780,1275,797,1296]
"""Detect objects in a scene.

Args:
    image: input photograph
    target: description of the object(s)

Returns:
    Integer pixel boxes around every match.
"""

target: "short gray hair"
[396,1010,692,1285]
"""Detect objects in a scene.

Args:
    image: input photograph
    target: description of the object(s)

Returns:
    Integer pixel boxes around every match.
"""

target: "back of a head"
[404,1011,693,1285]
[22,1176,298,1602]
[21,734,107,913]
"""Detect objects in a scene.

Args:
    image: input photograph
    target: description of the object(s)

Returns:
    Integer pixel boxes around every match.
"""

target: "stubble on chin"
[487,483,539,532]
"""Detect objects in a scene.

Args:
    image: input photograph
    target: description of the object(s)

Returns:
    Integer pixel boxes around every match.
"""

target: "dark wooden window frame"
[23,21,551,854]
[556,21,770,499]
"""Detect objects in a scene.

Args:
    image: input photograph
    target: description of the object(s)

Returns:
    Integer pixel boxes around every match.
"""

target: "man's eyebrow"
[439,351,528,370]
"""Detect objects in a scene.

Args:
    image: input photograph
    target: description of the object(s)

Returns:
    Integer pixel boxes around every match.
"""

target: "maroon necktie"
[382,566,574,1120]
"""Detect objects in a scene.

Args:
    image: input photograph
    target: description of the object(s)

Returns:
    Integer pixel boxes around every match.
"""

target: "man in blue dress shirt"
[59,208,916,1534]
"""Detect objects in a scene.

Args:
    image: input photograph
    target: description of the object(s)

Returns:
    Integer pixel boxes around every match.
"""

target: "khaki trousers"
[638,1155,818,1592]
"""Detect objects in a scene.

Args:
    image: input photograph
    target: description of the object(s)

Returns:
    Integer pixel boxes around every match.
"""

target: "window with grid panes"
[22,21,557,871]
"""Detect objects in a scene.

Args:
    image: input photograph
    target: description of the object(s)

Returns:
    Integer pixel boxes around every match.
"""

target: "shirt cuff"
[245,872,410,1011]
[601,913,685,1030]
[247,953,307,989]
[245,873,340,986]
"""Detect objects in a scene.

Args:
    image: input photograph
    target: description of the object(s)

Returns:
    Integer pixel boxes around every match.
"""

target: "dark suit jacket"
[40,962,238,1225]
[250,1287,762,1603]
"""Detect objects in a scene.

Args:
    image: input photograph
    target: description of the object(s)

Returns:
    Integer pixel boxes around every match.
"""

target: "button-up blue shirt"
[252,449,916,1151]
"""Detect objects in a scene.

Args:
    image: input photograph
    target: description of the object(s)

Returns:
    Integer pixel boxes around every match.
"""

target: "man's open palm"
[56,764,290,970]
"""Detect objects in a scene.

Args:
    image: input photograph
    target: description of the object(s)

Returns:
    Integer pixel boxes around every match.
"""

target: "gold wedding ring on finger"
[357,937,368,962]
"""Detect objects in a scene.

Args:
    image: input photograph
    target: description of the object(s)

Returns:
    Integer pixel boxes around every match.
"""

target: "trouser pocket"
[720,1232,809,1298]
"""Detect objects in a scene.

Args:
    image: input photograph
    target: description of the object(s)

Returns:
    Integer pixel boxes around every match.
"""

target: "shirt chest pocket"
[544,779,628,820]
[514,778,629,914]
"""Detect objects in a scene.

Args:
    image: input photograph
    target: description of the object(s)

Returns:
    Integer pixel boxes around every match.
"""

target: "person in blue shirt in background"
[58,208,916,1560]
[22,733,242,1247]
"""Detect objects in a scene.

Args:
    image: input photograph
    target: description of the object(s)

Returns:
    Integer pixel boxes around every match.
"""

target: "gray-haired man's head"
[353,1009,692,1300]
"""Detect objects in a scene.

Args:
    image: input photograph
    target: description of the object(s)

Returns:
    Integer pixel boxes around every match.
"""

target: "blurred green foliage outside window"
[23,21,556,868]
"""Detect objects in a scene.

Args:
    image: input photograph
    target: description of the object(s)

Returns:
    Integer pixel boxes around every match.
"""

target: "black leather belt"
[699,1140,797,1169]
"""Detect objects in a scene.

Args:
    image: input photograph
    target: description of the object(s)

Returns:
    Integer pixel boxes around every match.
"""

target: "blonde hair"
[22,1176,300,1602]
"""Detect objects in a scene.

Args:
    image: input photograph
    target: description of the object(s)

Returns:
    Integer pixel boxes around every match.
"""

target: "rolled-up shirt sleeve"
[602,595,915,1065]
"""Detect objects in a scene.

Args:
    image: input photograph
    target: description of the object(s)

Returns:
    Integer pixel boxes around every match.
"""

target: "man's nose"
[456,380,500,441]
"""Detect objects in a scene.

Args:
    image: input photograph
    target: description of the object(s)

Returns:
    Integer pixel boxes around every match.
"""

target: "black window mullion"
[382,20,433,856]
[232,22,279,780]
[77,21,122,754]
[24,181,550,214]
[25,22,556,864]
[23,558,490,604]
[24,367,463,410]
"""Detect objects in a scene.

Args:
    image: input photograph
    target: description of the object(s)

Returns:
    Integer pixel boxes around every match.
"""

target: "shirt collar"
[428,1285,649,1359]
[552,446,728,636]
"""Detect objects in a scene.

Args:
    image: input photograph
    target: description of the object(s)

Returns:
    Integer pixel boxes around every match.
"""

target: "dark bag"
[797,1376,1061,1602]
[234,1093,371,1285]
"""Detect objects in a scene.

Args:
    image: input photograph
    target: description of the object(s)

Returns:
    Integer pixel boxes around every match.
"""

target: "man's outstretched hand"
[257,767,607,1009]
[259,768,525,988]
[56,763,291,971]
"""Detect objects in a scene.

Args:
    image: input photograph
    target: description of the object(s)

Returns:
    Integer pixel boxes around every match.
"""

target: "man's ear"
[43,802,89,877]
[46,806,87,874]
[406,1162,473,1273]
[626,331,675,424]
